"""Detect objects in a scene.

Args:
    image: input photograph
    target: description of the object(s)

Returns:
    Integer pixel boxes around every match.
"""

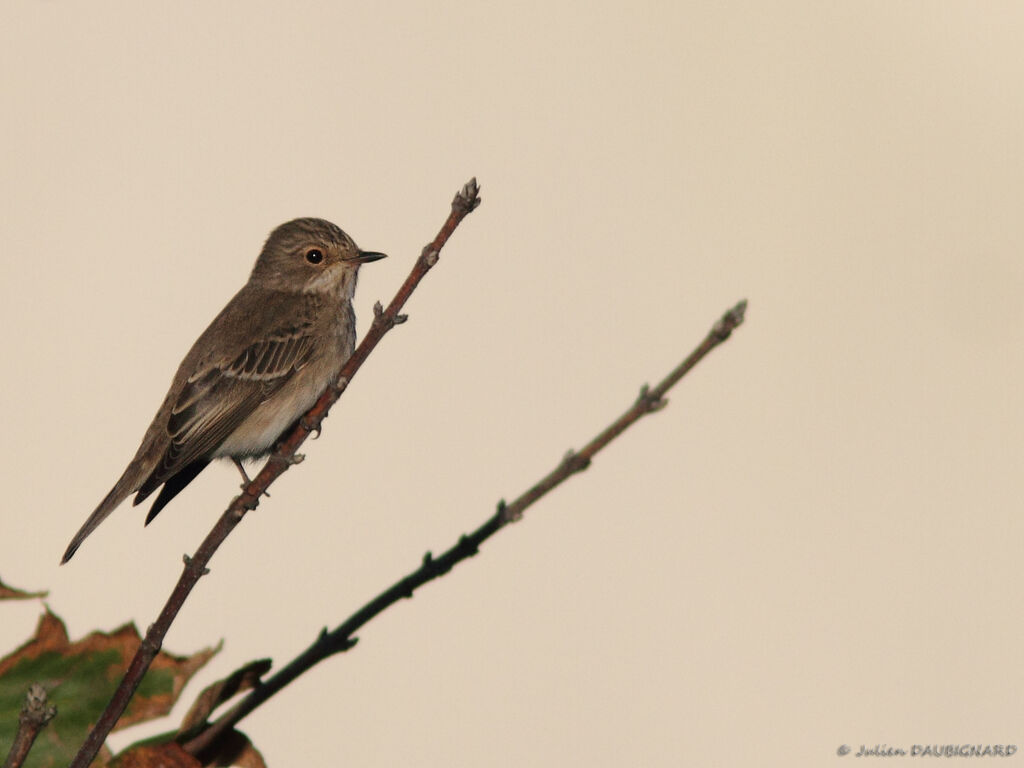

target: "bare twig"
[68,178,482,768]
[182,299,748,757]
[2,685,56,768]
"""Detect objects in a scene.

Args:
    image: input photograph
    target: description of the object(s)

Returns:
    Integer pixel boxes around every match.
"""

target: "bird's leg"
[233,457,271,497]
[232,458,252,488]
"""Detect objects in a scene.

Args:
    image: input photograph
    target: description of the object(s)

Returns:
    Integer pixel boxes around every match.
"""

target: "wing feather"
[135,329,316,500]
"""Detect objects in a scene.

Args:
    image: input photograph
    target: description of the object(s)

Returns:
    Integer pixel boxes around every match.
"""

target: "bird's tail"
[61,481,134,564]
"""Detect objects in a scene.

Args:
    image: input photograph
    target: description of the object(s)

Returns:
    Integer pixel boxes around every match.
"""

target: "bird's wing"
[134,328,316,500]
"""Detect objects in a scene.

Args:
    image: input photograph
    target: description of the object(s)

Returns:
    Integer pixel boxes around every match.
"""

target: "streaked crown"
[249,218,384,294]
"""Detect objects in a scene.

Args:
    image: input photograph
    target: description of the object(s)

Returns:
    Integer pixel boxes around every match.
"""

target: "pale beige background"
[2,2,1022,766]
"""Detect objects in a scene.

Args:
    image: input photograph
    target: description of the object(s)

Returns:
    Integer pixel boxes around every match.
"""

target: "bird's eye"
[305,249,324,264]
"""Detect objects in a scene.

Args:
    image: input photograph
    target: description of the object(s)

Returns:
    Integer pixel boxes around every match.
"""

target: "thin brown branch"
[68,178,482,768]
[182,298,748,757]
[2,685,56,768]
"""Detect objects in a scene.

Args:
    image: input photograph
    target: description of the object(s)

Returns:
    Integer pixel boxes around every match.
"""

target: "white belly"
[213,362,334,458]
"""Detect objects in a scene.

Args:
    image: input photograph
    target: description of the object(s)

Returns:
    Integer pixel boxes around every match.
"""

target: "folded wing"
[134,330,316,511]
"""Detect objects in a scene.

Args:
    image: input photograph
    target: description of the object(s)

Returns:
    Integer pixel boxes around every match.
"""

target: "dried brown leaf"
[178,659,272,734]
[195,729,267,768]
[0,576,47,601]
[109,741,202,768]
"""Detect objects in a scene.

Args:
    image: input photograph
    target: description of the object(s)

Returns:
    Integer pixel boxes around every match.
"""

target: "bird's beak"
[356,250,387,264]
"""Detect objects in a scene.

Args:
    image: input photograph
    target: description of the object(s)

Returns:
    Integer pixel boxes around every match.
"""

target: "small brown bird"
[61,218,385,563]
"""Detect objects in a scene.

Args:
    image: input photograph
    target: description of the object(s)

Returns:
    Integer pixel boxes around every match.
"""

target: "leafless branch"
[68,178,482,768]
[181,298,748,757]
[2,685,56,768]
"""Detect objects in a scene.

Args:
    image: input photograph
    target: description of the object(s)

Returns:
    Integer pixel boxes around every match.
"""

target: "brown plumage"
[61,218,385,563]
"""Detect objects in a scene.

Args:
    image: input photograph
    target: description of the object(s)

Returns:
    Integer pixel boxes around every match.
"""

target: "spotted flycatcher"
[61,218,385,563]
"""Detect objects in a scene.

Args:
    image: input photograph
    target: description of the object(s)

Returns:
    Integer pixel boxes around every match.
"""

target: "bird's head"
[251,217,386,297]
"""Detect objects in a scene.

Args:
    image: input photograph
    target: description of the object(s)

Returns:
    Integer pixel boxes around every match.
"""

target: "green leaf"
[0,609,218,768]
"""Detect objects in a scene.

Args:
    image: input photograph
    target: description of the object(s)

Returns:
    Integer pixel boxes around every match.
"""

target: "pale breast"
[214,320,352,459]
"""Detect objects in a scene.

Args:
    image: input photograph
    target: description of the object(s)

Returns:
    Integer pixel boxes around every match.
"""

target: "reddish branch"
[2,685,56,768]
[181,298,748,758]
[68,178,482,768]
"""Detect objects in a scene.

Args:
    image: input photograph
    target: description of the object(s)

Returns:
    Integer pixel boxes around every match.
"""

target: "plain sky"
[1,2,1023,766]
